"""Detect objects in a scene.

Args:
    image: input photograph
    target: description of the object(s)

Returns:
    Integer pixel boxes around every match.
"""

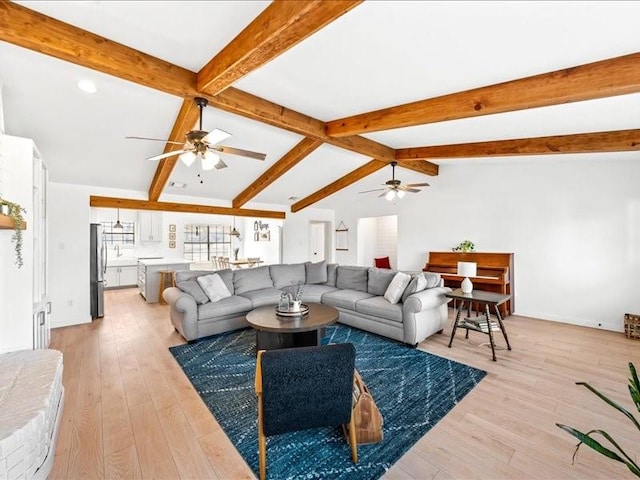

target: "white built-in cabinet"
[105,265,137,288]
[138,211,162,242]
[0,134,49,352]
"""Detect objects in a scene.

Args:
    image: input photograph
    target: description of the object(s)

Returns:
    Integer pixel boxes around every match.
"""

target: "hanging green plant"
[0,197,26,268]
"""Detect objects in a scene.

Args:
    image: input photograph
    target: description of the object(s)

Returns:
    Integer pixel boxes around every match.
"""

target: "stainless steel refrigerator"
[90,223,106,318]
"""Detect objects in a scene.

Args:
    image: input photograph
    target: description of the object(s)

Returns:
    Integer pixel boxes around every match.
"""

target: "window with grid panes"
[183,224,232,262]
[102,221,135,245]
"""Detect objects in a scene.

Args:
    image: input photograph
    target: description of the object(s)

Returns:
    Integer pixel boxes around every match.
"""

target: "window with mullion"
[102,221,135,245]
[183,224,231,261]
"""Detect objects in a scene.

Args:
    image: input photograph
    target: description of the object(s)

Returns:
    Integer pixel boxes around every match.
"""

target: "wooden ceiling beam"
[148,99,201,201]
[233,138,322,208]
[197,0,362,95]
[0,1,437,206]
[396,160,439,176]
[90,196,285,219]
[396,128,640,161]
[291,160,387,212]
[325,52,640,137]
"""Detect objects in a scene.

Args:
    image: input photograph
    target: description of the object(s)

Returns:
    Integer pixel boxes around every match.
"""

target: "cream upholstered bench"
[0,349,64,480]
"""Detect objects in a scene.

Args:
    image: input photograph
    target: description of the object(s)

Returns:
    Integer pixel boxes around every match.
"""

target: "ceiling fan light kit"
[128,96,266,171]
[359,161,429,200]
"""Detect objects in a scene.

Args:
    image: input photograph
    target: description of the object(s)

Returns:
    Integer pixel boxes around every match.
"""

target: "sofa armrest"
[163,287,199,341]
[403,286,452,314]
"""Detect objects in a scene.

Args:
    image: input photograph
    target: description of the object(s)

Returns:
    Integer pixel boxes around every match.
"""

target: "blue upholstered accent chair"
[255,343,358,480]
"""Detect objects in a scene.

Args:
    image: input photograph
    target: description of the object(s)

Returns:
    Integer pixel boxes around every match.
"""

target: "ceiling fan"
[358,161,429,200]
[126,97,266,170]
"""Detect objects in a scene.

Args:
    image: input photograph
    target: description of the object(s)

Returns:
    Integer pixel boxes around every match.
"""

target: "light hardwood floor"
[49,288,640,479]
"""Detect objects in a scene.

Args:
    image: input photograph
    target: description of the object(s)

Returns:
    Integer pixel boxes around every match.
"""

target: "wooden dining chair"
[211,256,220,270]
[247,257,261,268]
[255,343,358,480]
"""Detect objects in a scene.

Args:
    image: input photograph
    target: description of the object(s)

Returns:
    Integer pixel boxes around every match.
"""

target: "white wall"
[334,156,640,332]
[0,135,34,351]
[282,207,335,263]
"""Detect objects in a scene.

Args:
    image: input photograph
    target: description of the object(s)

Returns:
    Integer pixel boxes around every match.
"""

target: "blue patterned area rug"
[169,325,486,479]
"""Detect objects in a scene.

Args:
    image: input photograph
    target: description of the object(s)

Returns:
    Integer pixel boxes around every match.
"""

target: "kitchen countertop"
[137,258,193,267]
[108,257,138,267]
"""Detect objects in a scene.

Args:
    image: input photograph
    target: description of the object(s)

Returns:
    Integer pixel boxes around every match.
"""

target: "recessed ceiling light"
[77,79,97,93]
[169,181,186,188]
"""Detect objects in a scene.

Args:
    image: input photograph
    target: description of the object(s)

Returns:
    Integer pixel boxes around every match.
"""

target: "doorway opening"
[356,215,398,268]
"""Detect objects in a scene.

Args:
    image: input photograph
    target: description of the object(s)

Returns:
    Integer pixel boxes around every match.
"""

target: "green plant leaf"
[576,381,640,431]
[556,424,624,462]
[589,428,640,475]
[629,363,640,412]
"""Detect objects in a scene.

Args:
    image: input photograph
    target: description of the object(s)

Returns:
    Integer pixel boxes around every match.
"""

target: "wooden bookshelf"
[0,214,26,230]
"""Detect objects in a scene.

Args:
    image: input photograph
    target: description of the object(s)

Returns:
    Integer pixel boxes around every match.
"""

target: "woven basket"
[624,313,640,339]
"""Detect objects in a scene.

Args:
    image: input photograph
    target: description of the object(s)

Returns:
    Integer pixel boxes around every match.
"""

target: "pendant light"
[230,217,241,238]
[114,208,123,229]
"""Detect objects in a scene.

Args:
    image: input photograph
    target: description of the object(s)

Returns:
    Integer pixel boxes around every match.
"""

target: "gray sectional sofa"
[162,261,452,346]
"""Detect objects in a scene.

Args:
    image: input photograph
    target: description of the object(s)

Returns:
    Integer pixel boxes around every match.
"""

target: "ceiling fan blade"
[358,188,386,194]
[212,145,266,160]
[126,136,184,145]
[202,128,232,145]
[214,158,228,170]
[378,191,389,198]
[405,182,430,187]
[399,187,421,193]
[146,149,189,161]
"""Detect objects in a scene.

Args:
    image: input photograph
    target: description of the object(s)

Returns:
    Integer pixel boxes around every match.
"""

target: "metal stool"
[158,270,175,305]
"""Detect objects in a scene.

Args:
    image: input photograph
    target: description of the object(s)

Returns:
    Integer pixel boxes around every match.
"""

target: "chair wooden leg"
[258,427,266,480]
[348,415,358,463]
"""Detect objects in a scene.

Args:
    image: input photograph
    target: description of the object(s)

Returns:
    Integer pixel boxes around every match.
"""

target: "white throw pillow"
[197,273,232,303]
[384,272,412,304]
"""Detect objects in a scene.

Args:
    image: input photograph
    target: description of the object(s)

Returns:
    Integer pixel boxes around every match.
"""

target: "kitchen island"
[137,258,193,303]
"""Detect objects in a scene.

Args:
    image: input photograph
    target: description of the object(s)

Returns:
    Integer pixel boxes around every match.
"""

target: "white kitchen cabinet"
[0,134,50,352]
[105,265,137,289]
[138,211,162,242]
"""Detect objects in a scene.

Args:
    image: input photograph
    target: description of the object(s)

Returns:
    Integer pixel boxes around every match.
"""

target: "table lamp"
[457,261,477,294]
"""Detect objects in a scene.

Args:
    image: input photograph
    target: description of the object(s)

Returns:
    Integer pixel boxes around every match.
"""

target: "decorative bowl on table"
[275,303,310,317]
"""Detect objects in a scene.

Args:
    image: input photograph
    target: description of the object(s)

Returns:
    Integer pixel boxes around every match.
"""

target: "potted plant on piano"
[452,240,475,253]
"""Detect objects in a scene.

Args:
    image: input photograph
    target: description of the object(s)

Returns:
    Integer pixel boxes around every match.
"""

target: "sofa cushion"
[269,263,306,289]
[355,296,403,323]
[176,280,209,305]
[197,295,253,320]
[233,265,273,294]
[384,272,412,304]
[176,269,234,294]
[401,273,428,304]
[322,289,375,310]
[423,271,442,288]
[325,263,338,287]
[336,266,368,292]
[305,260,328,284]
[300,284,338,303]
[367,267,397,296]
[237,287,283,308]
[197,273,232,303]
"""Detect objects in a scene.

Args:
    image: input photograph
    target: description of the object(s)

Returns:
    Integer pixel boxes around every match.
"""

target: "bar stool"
[158,270,175,305]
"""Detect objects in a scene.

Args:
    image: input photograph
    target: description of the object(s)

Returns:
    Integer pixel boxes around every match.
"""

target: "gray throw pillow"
[176,280,209,305]
[233,265,273,294]
[384,272,412,304]
[269,263,306,289]
[305,260,328,284]
[325,263,338,287]
[336,266,368,292]
[367,267,397,295]
[401,273,429,303]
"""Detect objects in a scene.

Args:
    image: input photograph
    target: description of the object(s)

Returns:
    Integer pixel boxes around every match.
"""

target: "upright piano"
[423,251,514,317]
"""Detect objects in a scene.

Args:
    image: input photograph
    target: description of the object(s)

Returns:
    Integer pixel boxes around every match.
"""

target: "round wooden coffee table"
[246,302,338,351]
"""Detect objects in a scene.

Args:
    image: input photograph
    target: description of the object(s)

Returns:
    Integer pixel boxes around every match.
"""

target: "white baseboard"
[51,315,92,329]
[515,309,623,333]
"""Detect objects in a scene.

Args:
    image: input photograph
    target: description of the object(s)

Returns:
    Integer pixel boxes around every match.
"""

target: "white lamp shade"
[457,261,477,277]
[396,190,406,199]
[179,151,196,167]
[201,151,220,171]
[385,190,395,201]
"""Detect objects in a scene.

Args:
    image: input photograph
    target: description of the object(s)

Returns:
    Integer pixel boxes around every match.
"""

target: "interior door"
[309,222,326,263]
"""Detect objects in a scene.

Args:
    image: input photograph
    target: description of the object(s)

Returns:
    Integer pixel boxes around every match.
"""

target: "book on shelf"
[462,317,500,333]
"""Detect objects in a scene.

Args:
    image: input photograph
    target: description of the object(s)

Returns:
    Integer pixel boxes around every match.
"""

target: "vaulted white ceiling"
[1,1,639,210]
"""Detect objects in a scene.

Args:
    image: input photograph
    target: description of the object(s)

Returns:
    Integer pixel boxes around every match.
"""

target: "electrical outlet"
[67,299,73,307]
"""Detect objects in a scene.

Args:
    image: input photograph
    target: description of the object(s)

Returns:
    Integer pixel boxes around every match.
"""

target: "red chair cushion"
[374,256,391,269]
